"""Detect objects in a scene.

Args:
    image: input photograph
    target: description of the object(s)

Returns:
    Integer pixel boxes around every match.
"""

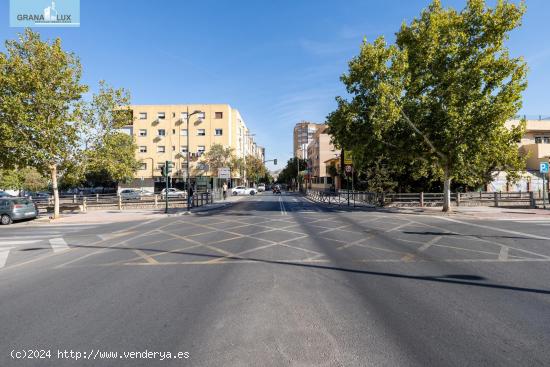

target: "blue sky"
[1,0,549,170]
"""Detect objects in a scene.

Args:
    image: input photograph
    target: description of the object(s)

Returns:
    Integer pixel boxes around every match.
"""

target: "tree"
[0,29,88,218]
[79,81,139,185]
[245,155,267,185]
[328,0,527,211]
[277,158,307,186]
[199,144,235,177]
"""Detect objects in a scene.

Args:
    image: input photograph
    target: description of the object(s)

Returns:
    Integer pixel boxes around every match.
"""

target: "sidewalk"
[34,194,247,224]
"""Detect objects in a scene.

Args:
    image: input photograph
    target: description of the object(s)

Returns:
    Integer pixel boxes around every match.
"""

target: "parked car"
[232,186,257,196]
[0,198,38,225]
[257,184,266,192]
[0,191,14,198]
[119,189,141,200]
[160,188,186,199]
[136,189,154,197]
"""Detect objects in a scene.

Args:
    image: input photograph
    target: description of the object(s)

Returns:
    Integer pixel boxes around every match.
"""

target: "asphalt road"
[1,192,549,366]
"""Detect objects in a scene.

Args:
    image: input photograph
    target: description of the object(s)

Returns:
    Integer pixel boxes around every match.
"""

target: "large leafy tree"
[0,29,88,218]
[199,143,235,177]
[79,81,139,185]
[245,155,267,185]
[328,0,527,211]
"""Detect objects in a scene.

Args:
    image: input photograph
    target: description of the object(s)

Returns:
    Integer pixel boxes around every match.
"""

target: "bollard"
[154,194,158,208]
[73,194,76,204]
[83,197,87,213]
[420,192,424,207]
[118,195,122,210]
[96,193,99,202]
[529,191,536,208]
[456,193,461,207]
[493,192,498,207]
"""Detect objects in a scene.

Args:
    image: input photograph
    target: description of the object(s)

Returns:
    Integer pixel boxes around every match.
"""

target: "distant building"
[306,125,337,190]
[293,121,324,158]
[121,104,263,191]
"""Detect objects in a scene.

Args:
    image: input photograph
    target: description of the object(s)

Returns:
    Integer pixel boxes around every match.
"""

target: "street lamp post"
[185,107,202,214]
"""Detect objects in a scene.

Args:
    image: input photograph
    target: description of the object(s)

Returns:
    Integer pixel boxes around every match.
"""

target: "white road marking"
[0,239,42,245]
[418,236,442,252]
[49,238,70,252]
[434,216,550,240]
[279,196,287,215]
[0,247,14,268]
[499,246,510,261]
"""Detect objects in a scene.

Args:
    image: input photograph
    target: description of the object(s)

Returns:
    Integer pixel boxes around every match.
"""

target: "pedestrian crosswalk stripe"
[49,238,70,252]
[0,247,14,268]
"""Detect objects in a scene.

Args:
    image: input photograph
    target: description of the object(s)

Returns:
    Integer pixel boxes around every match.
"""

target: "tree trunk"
[50,164,60,219]
[442,170,452,213]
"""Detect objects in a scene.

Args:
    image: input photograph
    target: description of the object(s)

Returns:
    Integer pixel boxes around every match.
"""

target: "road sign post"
[541,162,549,209]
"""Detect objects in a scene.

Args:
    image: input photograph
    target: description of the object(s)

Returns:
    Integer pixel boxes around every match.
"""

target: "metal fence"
[306,190,546,209]
[33,192,214,213]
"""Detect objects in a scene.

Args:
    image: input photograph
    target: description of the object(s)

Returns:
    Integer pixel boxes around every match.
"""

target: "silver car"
[119,189,142,200]
[0,198,38,225]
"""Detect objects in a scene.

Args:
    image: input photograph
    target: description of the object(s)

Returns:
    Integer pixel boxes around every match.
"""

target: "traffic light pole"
[165,161,169,214]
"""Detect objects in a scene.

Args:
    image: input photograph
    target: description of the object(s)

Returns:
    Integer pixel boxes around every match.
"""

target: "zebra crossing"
[0,224,98,269]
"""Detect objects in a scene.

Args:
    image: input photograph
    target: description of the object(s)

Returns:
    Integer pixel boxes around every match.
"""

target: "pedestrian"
[222,182,228,200]
[188,185,194,208]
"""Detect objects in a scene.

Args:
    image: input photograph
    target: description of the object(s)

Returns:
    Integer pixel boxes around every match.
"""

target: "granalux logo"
[10,0,80,27]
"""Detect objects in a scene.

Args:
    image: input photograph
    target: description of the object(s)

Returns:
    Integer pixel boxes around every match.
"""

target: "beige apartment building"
[122,104,263,191]
[306,125,337,190]
[490,117,550,192]
[293,121,324,158]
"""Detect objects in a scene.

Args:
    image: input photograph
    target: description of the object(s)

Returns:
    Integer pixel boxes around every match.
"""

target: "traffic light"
[163,161,174,176]
[273,159,277,165]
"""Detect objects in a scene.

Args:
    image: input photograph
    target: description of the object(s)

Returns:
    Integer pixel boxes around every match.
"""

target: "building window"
[215,112,223,119]
[172,146,176,151]
[543,137,550,144]
[172,112,176,118]
[215,128,223,136]
[172,129,176,135]
[139,146,147,153]
[180,129,188,136]
[139,163,147,170]
[181,146,188,153]
[157,163,165,170]
[197,129,206,136]
[198,112,205,119]
[157,146,165,153]
[197,145,205,153]
[138,129,147,137]
[535,137,542,144]
[157,129,166,136]
[157,112,165,120]
[139,112,147,120]
[180,112,188,120]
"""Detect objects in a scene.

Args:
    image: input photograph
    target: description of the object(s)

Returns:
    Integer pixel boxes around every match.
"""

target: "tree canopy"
[328,0,527,211]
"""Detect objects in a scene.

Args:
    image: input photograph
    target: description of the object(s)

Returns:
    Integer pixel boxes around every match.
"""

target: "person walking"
[188,185,194,208]
[222,182,228,200]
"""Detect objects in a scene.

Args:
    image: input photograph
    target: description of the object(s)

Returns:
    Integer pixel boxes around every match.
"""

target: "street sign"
[344,164,353,176]
[343,151,353,165]
[540,162,549,174]
[218,167,231,179]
